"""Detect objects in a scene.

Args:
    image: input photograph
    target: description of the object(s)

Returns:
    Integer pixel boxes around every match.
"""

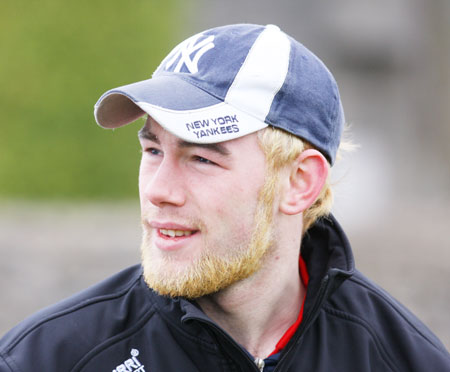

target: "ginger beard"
[140,171,278,299]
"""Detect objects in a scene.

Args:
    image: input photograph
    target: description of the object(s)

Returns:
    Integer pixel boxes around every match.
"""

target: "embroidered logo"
[184,114,240,139]
[164,33,215,73]
[112,349,145,372]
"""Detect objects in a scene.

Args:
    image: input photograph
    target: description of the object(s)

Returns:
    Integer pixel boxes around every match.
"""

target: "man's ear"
[279,149,329,215]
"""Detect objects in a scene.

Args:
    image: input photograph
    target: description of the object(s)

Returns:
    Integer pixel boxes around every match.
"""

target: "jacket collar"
[300,214,355,331]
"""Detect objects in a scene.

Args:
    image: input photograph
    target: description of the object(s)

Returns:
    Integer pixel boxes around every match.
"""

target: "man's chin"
[140,245,265,299]
[140,255,240,299]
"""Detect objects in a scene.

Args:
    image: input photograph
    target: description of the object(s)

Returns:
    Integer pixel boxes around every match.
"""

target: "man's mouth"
[158,229,197,238]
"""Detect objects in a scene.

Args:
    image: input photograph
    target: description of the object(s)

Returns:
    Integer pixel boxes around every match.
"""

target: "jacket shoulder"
[324,270,450,371]
[0,264,155,371]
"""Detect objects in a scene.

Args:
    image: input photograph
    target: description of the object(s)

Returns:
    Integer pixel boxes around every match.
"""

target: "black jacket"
[1,215,449,371]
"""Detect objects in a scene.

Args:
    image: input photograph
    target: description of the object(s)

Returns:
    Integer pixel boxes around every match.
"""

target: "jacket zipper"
[188,317,263,372]
[254,357,265,371]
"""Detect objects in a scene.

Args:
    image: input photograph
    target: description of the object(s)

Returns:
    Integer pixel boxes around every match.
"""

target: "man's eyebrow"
[138,126,159,144]
[178,140,231,156]
[138,126,230,156]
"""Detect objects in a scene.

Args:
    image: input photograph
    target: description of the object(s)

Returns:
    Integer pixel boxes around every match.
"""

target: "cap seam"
[225,26,268,101]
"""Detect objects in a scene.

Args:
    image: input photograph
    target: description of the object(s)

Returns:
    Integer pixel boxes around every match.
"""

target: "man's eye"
[145,148,161,156]
[194,156,215,165]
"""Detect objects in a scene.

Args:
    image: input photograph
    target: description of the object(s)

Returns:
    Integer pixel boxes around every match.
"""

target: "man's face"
[138,118,276,298]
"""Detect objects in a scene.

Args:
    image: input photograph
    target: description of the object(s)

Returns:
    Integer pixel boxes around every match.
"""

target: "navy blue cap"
[94,24,344,164]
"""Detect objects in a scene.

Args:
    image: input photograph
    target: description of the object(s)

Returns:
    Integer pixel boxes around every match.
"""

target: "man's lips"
[148,221,199,240]
[157,229,199,240]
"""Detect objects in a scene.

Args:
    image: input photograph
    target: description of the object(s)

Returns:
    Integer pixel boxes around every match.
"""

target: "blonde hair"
[257,127,334,234]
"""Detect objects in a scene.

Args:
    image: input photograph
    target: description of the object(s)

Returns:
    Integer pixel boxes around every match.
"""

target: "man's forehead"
[138,121,159,141]
[138,117,175,142]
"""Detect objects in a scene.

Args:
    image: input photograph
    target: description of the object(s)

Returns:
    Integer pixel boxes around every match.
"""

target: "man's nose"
[143,159,186,208]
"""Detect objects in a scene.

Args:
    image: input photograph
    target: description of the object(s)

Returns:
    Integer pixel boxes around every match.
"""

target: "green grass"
[0,0,180,200]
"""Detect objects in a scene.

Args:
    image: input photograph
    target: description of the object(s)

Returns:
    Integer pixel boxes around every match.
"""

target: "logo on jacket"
[112,349,145,372]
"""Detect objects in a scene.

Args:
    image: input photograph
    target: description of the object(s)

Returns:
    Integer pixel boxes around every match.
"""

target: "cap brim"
[94,75,267,144]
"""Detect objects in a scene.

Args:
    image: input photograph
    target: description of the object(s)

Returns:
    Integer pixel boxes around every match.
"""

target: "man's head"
[94,24,344,298]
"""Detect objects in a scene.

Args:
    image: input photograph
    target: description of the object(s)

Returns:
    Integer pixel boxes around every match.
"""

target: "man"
[1,24,449,372]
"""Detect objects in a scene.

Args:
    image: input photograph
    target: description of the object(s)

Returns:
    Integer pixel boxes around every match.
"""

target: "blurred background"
[1,0,449,349]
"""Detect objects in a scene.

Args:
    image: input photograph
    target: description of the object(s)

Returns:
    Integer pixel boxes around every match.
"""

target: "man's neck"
[196,234,305,359]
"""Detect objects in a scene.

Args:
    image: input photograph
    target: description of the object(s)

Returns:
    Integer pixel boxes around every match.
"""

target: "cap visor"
[94,75,267,143]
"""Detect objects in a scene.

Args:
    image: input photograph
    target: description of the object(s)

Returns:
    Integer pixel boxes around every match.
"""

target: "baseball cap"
[94,24,344,164]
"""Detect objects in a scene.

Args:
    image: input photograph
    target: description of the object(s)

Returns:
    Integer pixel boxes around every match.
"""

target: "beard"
[140,172,278,299]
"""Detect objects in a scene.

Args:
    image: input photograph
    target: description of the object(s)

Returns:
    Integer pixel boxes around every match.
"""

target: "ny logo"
[164,33,215,74]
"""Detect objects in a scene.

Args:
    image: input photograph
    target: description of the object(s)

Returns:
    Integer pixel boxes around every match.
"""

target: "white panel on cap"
[136,101,268,144]
[225,25,291,121]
